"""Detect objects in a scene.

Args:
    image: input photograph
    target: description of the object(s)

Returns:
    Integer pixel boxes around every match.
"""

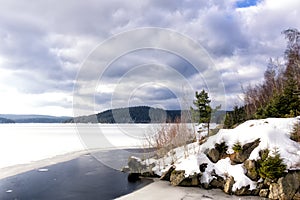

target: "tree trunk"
[207,122,210,136]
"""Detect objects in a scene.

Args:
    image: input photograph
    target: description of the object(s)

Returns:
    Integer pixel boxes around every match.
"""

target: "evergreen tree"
[224,105,246,128]
[243,28,300,119]
[281,28,300,116]
[191,89,212,135]
[257,148,287,180]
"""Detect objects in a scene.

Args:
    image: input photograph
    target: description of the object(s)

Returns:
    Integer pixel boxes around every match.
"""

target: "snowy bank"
[125,117,300,199]
[116,178,262,200]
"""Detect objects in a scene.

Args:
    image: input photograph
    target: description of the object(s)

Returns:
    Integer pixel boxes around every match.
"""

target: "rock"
[264,177,275,187]
[170,170,186,186]
[179,173,200,186]
[210,176,225,189]
[251,189,260,196]
[160,166,176,181]
[256,182,265,190]
[234,185,252,196]
[127,156,156,177]
[293,192,300,200]
[206,148,220,163]
[224,176,235,194]
[268,171,300,199]
[121,166,130,173]
[127,173,140,182]
[215,142,228,158]
[269,183,280,199]
[202,182,210,189]
[199,163,208,172]
[141,171,159,178]
[244,160,259,181]
[128,156,147,173]
[259,189,269,198]
[231,139,260,164]
[277,171,300,200]
[169,170,201,187]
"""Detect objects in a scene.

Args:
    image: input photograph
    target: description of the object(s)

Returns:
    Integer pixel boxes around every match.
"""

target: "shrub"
[257,148,287,180]
[290,121,300,143]
[232,141,243,153]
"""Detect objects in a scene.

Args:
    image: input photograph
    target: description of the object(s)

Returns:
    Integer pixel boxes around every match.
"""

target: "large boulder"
[170,170,186,186]
[278,171,300,200]
[179,173,200,186]
[126,156,156,177]
[210,176,225,189]
[268,171,300,200]
[160,165,176,181]
[269,183,280,199]
[206,148,220,163]
[170,170,201,186]
[231,139,260,164]
[244,160,259,181]
[127,156,147,173]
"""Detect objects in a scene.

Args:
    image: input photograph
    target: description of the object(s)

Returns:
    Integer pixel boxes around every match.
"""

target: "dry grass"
[145,118,195,158]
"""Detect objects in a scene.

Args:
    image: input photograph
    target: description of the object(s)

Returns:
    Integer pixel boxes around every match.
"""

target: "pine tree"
[280,28,300,116]
[191,89,212,135]
[224,105,246,128]
[257,148,287,180]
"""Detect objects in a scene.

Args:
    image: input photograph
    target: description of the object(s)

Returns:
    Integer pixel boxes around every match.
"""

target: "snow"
[195,123,218,139]
[0,123,152,169]
[214,158,256,190]
[144,117,300,192]
[38,168,49,172]
[200,117,300,169]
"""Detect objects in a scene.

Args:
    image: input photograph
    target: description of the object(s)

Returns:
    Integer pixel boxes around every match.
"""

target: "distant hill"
[0,114,72,123]
[0,117,15,123]
[66,106,187,123]
[66,106,227,124]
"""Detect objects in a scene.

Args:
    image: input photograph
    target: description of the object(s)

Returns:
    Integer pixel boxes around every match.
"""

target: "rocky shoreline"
[123,138,300,200]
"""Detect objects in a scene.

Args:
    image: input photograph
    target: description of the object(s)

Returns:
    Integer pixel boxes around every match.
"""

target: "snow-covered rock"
[133,117,300,198]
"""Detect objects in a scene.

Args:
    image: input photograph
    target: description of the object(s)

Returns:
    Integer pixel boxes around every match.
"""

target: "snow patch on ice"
[38,168,49,172]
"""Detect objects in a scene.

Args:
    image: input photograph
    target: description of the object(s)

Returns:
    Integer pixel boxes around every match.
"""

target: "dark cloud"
[102,49,198,80]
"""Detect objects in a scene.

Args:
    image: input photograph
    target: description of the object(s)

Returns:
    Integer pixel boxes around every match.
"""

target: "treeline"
[96,106,182,123]
[225,28,300,128]
[68,106,188,123]
[0,117,15,123]
[68,106,226,124]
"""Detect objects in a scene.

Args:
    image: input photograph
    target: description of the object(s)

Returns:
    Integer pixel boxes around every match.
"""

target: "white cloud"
[0,0,299,115]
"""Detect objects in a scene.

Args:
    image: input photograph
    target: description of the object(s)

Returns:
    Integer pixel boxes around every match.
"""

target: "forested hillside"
[67,106,184,123]
[225,28,300,128]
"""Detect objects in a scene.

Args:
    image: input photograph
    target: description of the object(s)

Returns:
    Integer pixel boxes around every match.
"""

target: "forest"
[224,28,300,128]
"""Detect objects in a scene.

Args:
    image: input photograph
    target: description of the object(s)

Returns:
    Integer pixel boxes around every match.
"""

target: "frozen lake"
[0,123,157,169]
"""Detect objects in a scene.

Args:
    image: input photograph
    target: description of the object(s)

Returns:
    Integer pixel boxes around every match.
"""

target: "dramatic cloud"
[0,0,299,116]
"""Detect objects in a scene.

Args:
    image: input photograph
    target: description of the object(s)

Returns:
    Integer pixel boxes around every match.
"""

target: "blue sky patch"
[236,0,259,8]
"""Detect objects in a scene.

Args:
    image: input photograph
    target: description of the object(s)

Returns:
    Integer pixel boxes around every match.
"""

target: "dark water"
[0,149,153,200]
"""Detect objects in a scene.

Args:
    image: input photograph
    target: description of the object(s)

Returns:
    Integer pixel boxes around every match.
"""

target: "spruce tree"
[191,89,212,135]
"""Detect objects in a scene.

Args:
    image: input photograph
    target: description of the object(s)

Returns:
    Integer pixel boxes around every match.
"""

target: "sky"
[0,0,300,116]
